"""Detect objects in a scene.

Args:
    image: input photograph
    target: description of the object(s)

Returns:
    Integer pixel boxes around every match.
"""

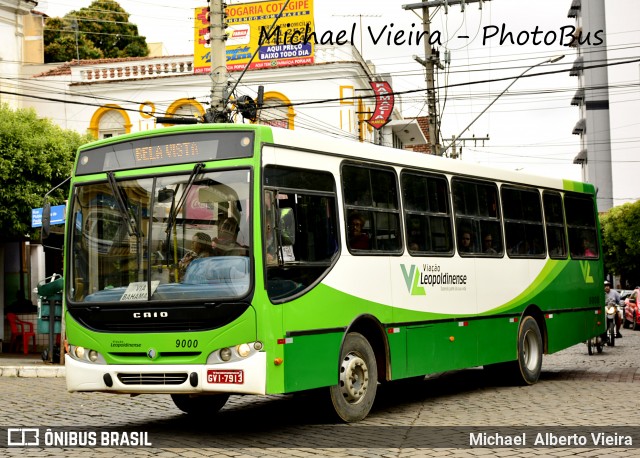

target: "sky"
[35,0,640,205]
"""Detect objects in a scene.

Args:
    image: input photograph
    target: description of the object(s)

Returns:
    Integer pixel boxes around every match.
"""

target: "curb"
[0,366,66,378]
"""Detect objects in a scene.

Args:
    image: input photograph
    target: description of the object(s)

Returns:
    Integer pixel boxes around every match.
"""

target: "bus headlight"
[207,341,263,364]
[74,346,85,359]
[69,345,106,364]
[219,347,232,362]
[237,343,251,357]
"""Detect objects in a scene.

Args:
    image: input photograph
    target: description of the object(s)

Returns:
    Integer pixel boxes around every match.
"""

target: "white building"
[23,45,425,149]
[0,0,38,108]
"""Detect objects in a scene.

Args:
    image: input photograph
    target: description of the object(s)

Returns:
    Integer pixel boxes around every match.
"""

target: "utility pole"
[206,0,231,123]
[403,2,440,155]
[402,0,489,156]
[448,135,489,159]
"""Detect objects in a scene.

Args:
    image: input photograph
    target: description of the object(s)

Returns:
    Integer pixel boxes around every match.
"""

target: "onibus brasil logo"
[401,263,468,296]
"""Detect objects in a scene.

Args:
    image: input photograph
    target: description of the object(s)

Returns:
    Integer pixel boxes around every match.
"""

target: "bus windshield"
[69,168,252,304]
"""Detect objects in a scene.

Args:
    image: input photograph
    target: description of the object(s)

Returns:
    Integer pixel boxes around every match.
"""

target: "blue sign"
[32,205,66,228]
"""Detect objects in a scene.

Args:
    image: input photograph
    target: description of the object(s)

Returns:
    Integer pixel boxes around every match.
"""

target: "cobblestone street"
[1,327,639,456]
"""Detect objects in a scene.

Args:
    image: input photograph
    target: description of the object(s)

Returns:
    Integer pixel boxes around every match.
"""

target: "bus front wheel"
[329,332,378,422]
[171,393,230,415]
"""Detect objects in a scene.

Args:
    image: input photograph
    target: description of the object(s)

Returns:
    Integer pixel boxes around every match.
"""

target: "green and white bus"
[61,124,603,422]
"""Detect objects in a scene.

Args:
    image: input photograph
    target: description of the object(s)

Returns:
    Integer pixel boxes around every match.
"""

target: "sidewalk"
[0,352,65,378]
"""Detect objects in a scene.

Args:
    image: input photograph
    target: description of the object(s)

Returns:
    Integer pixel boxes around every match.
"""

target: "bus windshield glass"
[69,168,252,304]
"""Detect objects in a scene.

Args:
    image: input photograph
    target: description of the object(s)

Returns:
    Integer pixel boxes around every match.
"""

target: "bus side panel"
[543,259,604,353]
[406,322,478,375]
[475,317,519,366]
[282,332,343,392]
[545,311,585,354]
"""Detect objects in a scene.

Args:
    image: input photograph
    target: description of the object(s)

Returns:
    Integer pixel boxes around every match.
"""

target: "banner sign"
[367,81,394,129]
[194,0,315,74]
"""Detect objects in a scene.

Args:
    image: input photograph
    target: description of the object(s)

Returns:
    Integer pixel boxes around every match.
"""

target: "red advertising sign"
[367,81,394,129]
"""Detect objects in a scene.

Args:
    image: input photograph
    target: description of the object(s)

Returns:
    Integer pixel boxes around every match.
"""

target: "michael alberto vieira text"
[470,432,633,447]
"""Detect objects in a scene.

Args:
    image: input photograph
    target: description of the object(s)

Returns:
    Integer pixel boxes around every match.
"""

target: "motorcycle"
[586,299,618,355]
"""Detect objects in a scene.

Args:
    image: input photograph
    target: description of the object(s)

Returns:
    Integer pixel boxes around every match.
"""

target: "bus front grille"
[116,372,188,385]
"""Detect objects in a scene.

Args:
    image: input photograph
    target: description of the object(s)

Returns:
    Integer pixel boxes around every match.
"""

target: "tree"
[44,0,149,63]
[0,104,92,239]
[600,200,640,288]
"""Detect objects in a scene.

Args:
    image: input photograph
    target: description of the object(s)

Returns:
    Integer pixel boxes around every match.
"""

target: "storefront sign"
[194,0,315,74]
[367,81,395,129]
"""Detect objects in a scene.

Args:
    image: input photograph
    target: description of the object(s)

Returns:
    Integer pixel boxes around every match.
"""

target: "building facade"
[568,0,613,211]
[24,46,425,149]
[2,5,428,352]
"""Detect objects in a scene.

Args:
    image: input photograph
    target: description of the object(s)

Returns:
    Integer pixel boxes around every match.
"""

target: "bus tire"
[329,332,378,422]
[512,316,543,385]
[171,393,230,415]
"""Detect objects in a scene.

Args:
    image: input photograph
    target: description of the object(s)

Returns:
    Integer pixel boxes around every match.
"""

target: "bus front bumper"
[65,352,267,395]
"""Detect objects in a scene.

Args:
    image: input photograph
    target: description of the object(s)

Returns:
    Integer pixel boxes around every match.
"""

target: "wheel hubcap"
[522,329,540,370]
[338,352,369,404]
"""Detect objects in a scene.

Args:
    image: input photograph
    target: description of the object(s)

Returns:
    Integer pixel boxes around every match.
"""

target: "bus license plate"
[207,369,244,384]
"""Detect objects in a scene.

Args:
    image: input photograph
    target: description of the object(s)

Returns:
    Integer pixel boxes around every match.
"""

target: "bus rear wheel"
[511,316,543,385]
[171,393,230,415]
[329,332,378,422]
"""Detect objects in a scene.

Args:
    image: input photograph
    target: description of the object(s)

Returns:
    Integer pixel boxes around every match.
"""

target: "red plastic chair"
[6,313,36,355]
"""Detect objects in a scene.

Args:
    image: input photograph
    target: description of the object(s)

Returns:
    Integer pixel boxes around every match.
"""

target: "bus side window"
[342,164,402,254]
[264,165,339,302]
[502,186,545,258]
[452,178,502,256]
[401,171,453,255]
[543,191,567,259]
[565,194,598,259]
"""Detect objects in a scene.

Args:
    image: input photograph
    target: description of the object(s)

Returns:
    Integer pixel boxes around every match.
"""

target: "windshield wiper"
[165,162,205,238]
[106,171,139,238]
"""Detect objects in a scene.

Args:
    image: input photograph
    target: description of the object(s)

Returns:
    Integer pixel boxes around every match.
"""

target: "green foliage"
[44,0,149,63]
[0,104,92,238]
[601,200,640,286]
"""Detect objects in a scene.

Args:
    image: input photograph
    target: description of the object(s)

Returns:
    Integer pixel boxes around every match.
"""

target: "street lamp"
[442,54,565,157]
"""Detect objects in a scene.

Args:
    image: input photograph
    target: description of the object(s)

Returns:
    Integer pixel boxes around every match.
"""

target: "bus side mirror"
[41,201,51,240]
[278,207,296,245]
[158,188,175,203]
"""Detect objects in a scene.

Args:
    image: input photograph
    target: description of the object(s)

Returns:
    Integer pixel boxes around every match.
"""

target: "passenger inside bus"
[580,234,596,258]
[213,217,248,257]
[483,233,497,254]
[348,212,370,250]
[178,232,214,280]
[458,228,474,253]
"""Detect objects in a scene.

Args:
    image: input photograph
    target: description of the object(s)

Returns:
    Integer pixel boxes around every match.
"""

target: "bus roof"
[268,125,594,195]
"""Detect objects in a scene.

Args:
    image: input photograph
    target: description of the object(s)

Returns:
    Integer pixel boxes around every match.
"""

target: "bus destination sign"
[75,131,254,175]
